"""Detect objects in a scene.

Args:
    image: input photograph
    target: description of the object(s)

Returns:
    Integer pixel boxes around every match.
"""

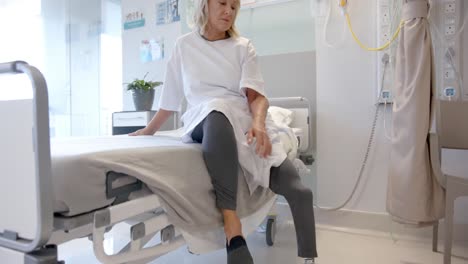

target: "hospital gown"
[158,31,287,193]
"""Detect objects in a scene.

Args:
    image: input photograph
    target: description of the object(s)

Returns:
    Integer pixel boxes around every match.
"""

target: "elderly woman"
[130,0,317,263]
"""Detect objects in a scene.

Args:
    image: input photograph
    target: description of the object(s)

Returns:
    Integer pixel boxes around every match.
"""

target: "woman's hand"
[128,127,154,136]
[128,109,173,136]
[246,122,272,158]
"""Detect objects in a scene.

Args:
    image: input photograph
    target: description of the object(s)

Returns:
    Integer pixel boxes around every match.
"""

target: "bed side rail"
[0,61,53,252]
[269,97,314,164]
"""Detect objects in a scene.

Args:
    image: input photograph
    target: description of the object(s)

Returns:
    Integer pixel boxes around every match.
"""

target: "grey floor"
[58,214,468,264]
[57,161,467,264]
[57,158,468,263]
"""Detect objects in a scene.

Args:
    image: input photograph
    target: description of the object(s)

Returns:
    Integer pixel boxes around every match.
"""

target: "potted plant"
[126,73,163,111]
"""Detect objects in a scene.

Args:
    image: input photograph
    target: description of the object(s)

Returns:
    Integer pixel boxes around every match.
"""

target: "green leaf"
[125,74,163,91]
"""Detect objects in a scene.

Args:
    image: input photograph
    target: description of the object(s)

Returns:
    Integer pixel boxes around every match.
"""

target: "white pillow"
[268,106,294,126]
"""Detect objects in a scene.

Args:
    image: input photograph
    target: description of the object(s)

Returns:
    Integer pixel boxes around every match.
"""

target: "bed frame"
[0,61,313,264]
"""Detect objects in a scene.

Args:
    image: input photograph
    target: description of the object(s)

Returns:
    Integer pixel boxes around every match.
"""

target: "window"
[0,0,122,137]
[0,0,43,101]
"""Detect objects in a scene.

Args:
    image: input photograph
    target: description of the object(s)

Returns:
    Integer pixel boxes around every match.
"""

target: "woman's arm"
[247,88,269,126]
[129,108,174,136]
[246,88,272,157]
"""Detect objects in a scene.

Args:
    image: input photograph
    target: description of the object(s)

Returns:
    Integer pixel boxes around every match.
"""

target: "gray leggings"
[191,111,317,258]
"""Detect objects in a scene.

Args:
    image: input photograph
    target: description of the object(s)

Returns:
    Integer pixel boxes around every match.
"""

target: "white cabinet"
[112,111,175,135]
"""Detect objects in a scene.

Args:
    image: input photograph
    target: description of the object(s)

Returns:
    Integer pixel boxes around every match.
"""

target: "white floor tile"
[58,219,468,264]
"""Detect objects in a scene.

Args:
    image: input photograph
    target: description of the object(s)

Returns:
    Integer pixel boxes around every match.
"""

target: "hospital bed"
[0,61,313,264]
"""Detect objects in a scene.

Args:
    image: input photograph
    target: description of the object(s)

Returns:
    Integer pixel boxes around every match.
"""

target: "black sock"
[226,235,253,264]
[226,236,247,253]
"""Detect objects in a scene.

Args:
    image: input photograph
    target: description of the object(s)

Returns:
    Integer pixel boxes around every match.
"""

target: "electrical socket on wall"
[445,2,456,13]
[445,25,456,35]
[380,26,390,44]
[380,6,390,26]
[381,33,390,44]
[444,69,455,80]
[440,0,462,101]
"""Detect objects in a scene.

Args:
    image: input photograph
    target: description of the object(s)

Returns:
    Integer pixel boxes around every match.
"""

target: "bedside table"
[112,111,175,135]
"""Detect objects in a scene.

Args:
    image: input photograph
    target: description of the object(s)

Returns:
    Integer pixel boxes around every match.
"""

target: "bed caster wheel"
[266,217,276,246]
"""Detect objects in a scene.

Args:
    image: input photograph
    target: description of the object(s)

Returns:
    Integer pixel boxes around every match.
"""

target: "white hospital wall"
[315,0,468,225]
[236,0,315,56]
[258,52,316,148]
[121,0,182,111]
[258,51,317,193]
[315,0,384,213]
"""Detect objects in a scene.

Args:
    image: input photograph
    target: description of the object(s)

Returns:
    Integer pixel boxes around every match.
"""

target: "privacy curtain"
[387,0,445,225]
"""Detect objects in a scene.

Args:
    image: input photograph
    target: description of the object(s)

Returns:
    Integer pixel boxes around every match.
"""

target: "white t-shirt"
[158,31,286,193]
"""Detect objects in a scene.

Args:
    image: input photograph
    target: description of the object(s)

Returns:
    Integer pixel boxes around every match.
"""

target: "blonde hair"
[192,0,240,38]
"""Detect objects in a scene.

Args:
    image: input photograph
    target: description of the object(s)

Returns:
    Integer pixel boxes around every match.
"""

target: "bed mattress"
[50,130,275,234]
[51,134,182,216]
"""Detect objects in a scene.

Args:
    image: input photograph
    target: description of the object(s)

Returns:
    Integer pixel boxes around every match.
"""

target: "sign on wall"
[156,0,180,25]
[140,37,165,63]
[124,10,146,30]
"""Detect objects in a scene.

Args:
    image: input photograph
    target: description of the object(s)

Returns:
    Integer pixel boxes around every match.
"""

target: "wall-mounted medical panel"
[432,0,467,101]
[375,0,402,104]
